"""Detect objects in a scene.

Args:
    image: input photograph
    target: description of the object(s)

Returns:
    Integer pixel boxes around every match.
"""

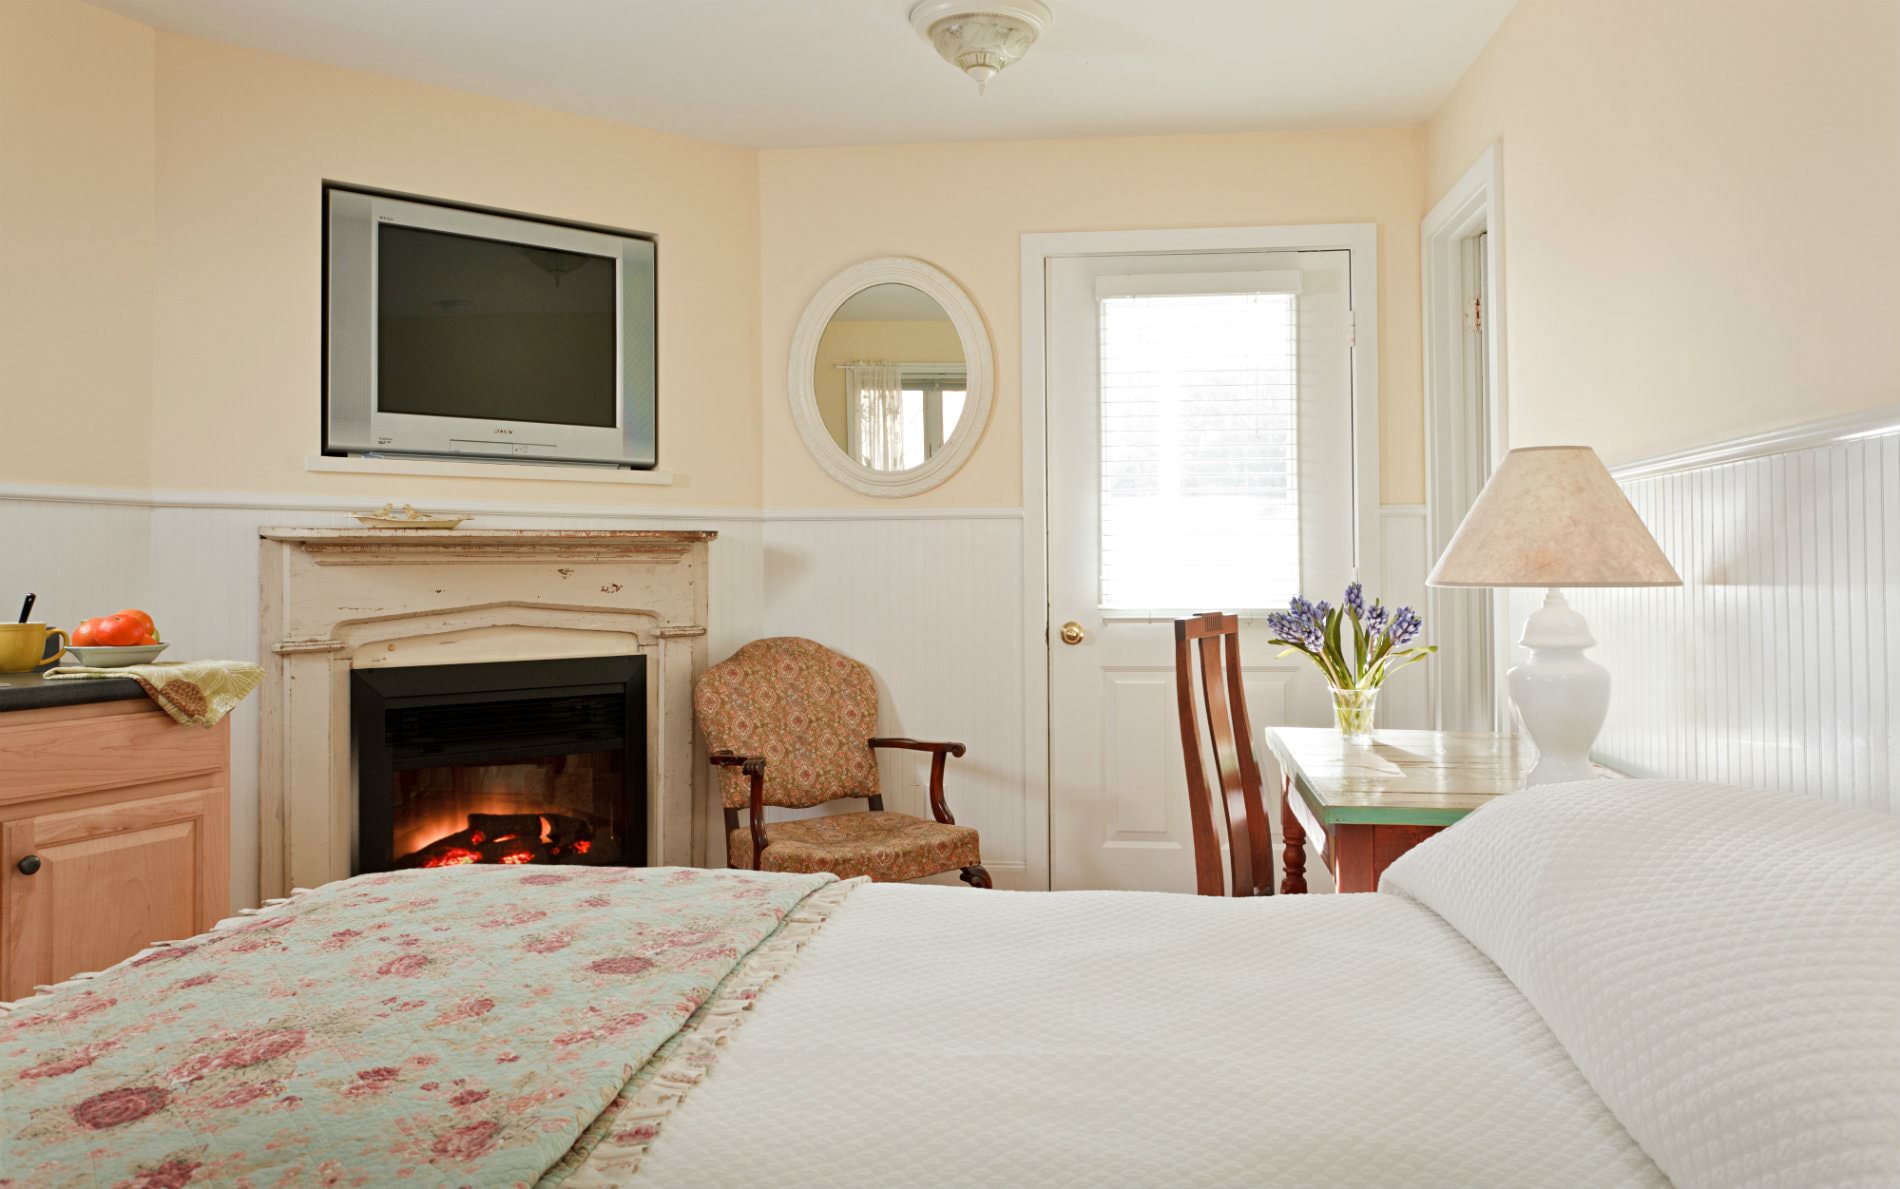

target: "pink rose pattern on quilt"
[0,865,832,1189]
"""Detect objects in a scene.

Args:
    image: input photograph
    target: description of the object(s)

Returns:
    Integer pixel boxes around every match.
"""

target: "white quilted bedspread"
[1382,780,1900,1189]
[628,883,1669,1189]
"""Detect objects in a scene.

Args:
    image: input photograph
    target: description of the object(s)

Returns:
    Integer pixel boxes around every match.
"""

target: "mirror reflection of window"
[816,283,968,474]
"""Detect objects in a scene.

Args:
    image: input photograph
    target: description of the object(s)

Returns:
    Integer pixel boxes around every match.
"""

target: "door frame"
[1421,146,1509,731]
[1020,224,1382,889]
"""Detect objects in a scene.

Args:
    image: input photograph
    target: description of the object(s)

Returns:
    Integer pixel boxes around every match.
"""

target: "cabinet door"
[3,786,223,1000]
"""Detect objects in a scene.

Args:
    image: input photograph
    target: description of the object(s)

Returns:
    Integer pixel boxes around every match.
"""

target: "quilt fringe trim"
[558,876,867,1188]
[0,889,317,1016]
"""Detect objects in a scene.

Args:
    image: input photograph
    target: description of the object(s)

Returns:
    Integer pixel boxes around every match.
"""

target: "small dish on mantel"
[352,503,471,530]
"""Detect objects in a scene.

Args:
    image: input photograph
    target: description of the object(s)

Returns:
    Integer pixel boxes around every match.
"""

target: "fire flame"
[410,810,593,869]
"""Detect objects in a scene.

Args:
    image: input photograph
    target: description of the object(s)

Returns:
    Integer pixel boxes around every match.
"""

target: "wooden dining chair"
[1174,612,1274,897]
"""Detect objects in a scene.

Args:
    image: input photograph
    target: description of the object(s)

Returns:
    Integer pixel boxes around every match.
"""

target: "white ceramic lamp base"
[1507,588,1611,786]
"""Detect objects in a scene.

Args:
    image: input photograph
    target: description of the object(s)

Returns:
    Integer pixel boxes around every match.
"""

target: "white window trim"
[1422,144,1509,733]
[1019,223,1381,891]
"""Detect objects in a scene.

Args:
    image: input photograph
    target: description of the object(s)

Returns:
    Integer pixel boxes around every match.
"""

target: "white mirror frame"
[787,256,994,497]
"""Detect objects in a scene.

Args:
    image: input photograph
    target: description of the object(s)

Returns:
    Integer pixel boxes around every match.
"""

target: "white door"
[1047,250,1358,892]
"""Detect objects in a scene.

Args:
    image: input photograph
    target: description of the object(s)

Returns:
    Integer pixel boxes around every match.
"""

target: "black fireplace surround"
[351,656,646,874]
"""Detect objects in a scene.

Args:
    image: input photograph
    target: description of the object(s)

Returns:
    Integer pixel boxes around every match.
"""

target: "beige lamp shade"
[1427,446,1682,588]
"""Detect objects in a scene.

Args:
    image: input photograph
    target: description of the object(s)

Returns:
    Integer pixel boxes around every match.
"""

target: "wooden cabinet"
[0,699,228,1000]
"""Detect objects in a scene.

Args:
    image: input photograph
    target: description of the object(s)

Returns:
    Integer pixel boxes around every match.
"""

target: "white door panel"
[1048,250,1358,892]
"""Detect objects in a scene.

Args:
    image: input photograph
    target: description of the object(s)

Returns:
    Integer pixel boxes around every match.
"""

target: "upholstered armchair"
[694,637,990,887]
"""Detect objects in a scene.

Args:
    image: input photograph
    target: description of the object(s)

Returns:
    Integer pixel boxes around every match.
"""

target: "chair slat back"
[1173,613,1274,897]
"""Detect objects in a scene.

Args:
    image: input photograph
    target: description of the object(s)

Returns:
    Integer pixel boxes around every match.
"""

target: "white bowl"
[64,643,169,668]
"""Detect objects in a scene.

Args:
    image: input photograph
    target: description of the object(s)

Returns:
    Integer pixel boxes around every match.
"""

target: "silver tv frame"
[324,186,657,468]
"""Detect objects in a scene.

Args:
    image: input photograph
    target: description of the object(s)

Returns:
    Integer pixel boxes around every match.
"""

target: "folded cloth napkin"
[44,659,263,727]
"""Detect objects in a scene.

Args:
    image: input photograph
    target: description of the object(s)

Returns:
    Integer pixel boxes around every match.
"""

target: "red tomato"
[115,608,159,644]
[72,619,99,646]
[91,614,149,647]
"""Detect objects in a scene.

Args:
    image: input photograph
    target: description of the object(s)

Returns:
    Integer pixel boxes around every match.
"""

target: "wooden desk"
[1264,728,1535,894]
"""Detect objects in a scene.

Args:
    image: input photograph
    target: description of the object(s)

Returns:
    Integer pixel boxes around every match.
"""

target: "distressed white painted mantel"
[257,528,714,896]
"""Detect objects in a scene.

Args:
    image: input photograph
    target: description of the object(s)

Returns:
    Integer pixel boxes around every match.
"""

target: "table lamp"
[1426,445,1681,785]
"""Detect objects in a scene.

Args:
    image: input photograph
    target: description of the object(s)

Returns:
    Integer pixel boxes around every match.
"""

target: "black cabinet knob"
[16,854,40,876]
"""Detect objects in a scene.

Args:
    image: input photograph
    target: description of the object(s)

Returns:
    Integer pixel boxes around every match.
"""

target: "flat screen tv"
[324,185,657,468]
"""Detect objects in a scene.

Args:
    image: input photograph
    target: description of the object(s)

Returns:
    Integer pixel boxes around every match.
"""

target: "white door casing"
[1044,247,1363,892]
[1422,145,1508,732]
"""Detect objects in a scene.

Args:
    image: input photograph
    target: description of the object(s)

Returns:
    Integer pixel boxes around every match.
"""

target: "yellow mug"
[0,623,68,673]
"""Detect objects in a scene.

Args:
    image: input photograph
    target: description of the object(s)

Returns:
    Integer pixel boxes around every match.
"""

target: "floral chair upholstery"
[694,637,989,887]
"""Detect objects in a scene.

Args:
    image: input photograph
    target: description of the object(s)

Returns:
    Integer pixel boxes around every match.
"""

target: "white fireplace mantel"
[257,527,714,895]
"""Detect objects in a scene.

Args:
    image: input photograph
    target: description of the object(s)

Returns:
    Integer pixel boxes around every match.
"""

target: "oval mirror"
[788,258,993,497]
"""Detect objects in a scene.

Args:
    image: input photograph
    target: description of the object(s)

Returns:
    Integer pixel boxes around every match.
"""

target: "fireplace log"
[467,813,547,841]
[397,812,602,868]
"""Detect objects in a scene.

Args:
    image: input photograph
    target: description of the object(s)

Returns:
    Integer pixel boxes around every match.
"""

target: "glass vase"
[1329,685,1380,743]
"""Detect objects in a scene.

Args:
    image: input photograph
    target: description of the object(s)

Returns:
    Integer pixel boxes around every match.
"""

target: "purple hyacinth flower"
[1365,602,1389,638]
[1344,582,1365,619]
[1389,606,1423,645]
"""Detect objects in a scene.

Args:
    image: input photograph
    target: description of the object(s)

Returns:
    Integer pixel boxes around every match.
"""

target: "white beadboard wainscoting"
[0,485,1438,903]
[1562,408,1900,816]
[0,495,155,639]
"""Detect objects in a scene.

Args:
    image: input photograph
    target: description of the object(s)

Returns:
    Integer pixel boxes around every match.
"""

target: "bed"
[5,779,1897,1189]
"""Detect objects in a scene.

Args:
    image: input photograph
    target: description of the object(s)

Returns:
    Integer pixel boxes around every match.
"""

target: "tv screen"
[375,224,618,429]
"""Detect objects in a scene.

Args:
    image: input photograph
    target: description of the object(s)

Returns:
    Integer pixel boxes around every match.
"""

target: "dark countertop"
[0,671,148,713]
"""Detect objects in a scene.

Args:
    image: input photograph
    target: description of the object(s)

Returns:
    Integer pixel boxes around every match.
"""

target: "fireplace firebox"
[351,657,646,874]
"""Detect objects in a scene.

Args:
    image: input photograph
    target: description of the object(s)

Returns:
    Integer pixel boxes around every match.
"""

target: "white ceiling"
[94,0,1518,149]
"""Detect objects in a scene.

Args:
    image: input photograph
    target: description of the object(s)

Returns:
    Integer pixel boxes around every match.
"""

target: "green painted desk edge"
[1264,729,1623,828]
[1265,732,1489,829]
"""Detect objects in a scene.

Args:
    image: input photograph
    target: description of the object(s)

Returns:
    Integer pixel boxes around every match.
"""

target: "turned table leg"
[1279,774,1308,894]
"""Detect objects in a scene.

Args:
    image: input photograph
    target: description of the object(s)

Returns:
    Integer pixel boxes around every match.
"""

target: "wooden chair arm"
[708,750,766,775]
[868,738,965,826]
[868,737,967,758]
[709,751,768,869]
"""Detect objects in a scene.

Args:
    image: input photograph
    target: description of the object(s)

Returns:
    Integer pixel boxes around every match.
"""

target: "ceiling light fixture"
[909,1,1053,95]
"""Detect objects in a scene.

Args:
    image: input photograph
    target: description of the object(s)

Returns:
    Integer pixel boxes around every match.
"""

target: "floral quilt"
[0,865,834,1189]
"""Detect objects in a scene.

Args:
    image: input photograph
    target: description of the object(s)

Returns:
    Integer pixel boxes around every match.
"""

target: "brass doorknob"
[1059,621,1086,646]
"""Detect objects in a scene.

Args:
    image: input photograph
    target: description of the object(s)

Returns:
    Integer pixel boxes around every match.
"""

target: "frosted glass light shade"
[910,1,1053,93]
[1427,446,1681,589]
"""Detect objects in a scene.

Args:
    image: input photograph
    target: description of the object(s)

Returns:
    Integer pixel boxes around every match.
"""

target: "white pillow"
[1381,779,1900,1189]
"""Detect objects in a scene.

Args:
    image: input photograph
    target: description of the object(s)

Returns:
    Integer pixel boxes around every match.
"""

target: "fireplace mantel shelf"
[260,528,717,543]
[260,528,718,566]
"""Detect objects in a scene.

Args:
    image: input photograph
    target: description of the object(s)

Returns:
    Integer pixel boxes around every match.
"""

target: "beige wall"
[0,0,155,486]
[1425,0,1900,466]
[759,129,1427,508]
[4,4,1428,514]
[149,34,762,508]
[17,0,1890,511]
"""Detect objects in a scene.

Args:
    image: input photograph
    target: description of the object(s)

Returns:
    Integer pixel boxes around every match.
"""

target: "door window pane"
[1098,291,1299,611]
[941,389,967,440]
[900,390,928,470]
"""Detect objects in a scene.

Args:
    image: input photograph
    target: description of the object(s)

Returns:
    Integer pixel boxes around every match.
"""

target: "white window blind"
[1097,279,1300,612]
